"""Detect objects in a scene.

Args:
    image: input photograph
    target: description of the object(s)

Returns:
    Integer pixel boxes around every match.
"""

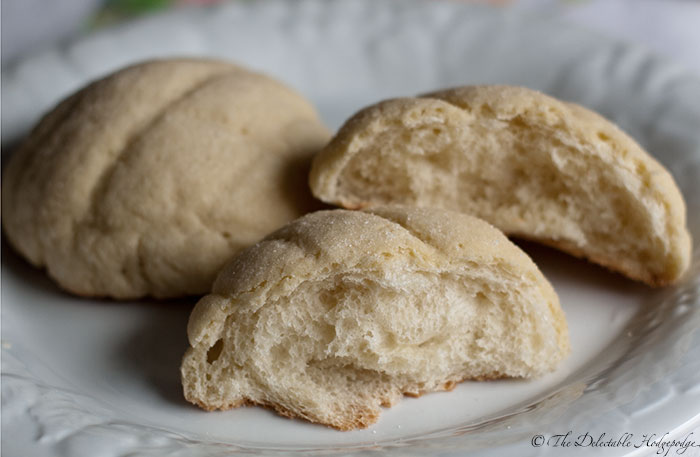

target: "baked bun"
[2,58,330,299]
[181,206,569,430]
[309,85,691,286]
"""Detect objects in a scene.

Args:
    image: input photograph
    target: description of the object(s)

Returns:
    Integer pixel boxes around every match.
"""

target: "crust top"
[2,58,330,298]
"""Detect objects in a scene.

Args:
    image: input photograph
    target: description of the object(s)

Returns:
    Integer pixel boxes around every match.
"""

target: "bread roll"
[1,58,330,299]
[309,85,691,286]
[181,206,569,430]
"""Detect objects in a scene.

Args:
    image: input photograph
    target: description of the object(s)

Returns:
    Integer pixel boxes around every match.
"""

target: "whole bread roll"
[181,206,569,430]
[309,85,691,286]
[1,58,330,299]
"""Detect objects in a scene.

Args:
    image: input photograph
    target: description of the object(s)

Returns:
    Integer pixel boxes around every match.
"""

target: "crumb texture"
[309,85,691,286]
[181,206,569,430]
[1,58,330,298]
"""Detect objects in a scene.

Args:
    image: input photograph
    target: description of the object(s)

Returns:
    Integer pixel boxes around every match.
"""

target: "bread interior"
[182,266,562,429]
[333,105,673,281]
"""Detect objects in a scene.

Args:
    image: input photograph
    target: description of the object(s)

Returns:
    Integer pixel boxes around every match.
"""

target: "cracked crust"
[1,58,331,299]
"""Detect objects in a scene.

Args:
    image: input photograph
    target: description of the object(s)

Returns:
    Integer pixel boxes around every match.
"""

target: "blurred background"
[2,0,700,74]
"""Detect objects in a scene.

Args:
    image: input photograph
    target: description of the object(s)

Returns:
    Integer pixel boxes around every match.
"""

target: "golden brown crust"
[186,395,379,431]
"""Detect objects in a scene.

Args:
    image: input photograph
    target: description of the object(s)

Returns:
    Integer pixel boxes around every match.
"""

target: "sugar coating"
[1,58,331,299]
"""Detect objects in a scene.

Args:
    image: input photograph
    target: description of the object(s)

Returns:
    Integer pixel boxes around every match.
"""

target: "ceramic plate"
[2,1,700,456]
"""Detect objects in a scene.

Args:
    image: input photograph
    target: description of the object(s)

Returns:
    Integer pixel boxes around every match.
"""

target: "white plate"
[2,1,700,456]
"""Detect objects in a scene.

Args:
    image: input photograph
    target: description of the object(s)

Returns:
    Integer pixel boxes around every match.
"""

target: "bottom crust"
[186,371,508,431]
[512,232,672,287]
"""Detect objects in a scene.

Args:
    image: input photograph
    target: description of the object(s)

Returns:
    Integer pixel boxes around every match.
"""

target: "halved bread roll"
[181,206,569,430]
[309,85,691,286]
